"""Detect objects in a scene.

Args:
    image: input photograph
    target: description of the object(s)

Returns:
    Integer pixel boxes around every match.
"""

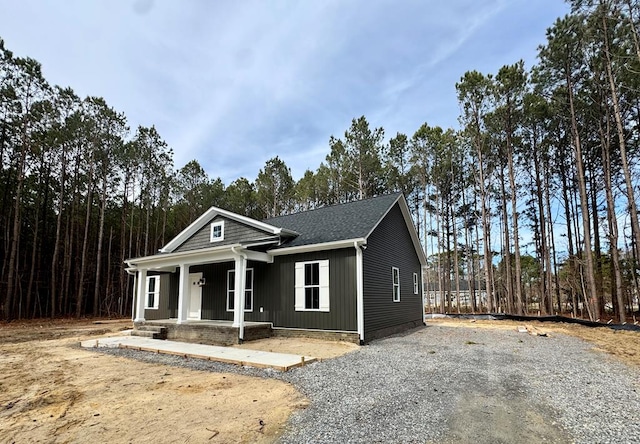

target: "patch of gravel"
[96,325,640,443]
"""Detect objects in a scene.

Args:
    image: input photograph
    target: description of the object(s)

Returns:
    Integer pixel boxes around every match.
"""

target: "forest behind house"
[1,1,639,322]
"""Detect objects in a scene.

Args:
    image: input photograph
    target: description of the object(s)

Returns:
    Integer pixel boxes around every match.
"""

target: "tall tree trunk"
[5,128,28,321]
[452,204,461,313]
[499,166,513,313]
[544,171,561,315]
[436,195,444,313]
[560,159,577,316]
[590,171,604,318]
[106,227,113,315]
[474,193,484,312]
[463,188,477,312]
[25,195,40,319]
[51,152,67,318]
[76,162,94,318]
[93,175,108,316]
[602,11,640,270]
[534,147,550,316]
[119,176,129,316]
[476,147,494,312]
[602,126,626,323]
[567,70,599,320]
[507,133,523,315]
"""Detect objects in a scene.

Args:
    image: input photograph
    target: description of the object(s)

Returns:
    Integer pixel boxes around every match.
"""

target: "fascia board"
[268,238,365,256]
[127,243,243,269]
[214,207,293,235]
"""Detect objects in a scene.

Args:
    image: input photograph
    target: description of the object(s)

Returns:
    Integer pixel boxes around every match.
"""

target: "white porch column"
[232,255,247,339]
[134,268,147,322]
[177,264,190,324]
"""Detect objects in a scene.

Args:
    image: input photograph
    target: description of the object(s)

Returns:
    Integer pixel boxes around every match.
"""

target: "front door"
[188,273,202,320]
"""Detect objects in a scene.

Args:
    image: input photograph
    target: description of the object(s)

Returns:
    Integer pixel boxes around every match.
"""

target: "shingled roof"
[264,193,402,248]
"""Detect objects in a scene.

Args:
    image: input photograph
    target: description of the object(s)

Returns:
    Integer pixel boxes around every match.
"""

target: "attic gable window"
[210,221,224,242]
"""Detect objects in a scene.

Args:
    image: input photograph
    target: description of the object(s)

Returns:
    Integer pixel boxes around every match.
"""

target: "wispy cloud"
[0,0,569,183]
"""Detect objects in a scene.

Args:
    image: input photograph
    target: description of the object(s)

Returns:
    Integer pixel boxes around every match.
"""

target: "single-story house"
[125,192,427,344]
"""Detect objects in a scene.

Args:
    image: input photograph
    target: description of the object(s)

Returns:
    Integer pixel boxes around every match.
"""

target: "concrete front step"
[132,325,167,339]
[136,325,167,333]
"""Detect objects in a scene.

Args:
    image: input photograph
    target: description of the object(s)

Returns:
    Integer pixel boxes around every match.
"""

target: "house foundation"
[134,320,272,346]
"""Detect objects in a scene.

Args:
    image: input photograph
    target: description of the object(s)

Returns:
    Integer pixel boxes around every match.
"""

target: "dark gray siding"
[189,263,235,320]
[192,250,357,330]
[362,203,422,339]
[248,249,357,331]
[175,216,274,252]
[147,249,357,332]
[144,272,175,320]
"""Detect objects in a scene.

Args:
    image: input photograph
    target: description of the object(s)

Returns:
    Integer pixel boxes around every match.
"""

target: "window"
[304,262,320,309]
[392,267,400,302]
[210,221,224,242]
[295,260,329,312]
[145,276,160,309]
[227,268,253,312]
[413,272,419,295]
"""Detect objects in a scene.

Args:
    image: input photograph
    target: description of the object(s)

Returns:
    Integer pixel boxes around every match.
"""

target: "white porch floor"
[81,336,316,371]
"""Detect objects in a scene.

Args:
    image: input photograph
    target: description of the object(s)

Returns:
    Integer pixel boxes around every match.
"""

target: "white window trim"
[210,220,225,242]
[392,267,400,302]
[413,272,419,295]
[295,260,330,312]
[145,275,160,309]
[226,268,253,312]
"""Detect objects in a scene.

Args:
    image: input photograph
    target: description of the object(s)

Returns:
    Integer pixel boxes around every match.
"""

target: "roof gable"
[265,193,426,265]
[264,193,402,248]
[173,215,277,253]
[160,207,293,253]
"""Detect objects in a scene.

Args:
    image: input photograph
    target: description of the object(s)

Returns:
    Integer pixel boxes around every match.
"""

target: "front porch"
[134,319,273,346]
[127,241,275,345]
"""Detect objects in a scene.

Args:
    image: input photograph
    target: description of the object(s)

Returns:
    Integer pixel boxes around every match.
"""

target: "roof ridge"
[264,192,402,222]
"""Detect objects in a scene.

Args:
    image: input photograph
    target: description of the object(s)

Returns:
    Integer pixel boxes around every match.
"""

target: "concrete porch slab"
[80,336,316,371]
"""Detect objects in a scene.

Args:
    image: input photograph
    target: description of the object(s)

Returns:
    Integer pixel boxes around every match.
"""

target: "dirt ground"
[0,319,355,444]
[3,317,636,444]
[234,336,359,360]
[428,317,640,367]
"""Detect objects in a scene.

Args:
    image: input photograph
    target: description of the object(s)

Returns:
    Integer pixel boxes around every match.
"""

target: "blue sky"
[1,0,570,184]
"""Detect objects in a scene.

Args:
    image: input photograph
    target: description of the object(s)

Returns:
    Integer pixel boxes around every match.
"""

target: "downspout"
[421,264,427,325]
[231,246,247,341]
[354,241,365,345]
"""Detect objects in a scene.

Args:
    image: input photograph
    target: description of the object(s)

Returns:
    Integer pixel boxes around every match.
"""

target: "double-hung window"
[392,267,400,302]
[295,260,330,311]
[304,262,320,309]
[227,268,253,312]
[145,276,160,309]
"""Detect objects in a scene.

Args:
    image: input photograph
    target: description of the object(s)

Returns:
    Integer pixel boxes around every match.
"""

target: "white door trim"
[188,272,203,320]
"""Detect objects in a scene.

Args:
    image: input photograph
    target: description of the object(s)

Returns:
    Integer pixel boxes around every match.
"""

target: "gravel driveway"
[101,324,640,443]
